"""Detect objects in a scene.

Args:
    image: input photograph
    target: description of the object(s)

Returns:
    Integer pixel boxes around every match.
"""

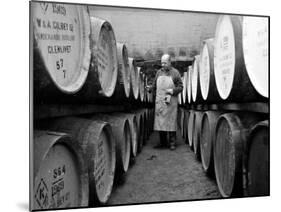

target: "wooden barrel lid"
[201,113,212,170]
[90,18,118,97]
[186,71,189,104]
[200,111,222,174]
[111,113,138,158]
[214,15,236,100]
[93,115,131,174]
[187,66,192,103]
[90,17,118,97]
[32,2,91,93]
[119,119,131,173]
[93,126,115,203]
[192,111,203,157]
[33,131,88,210]
[242,17,268,98]
[130,116,138,157]
[246,120,269,196]
[214,116,235,197]
[200,39,214,100]
[188,110,195,147]
[191,56,200,102]
[129,58,139,100]
[119,113,138,158]
[178,93,182,105]
[182,73,187,104]
[139,71,145,101]
[117,43,131,98]
[144,76,149,103]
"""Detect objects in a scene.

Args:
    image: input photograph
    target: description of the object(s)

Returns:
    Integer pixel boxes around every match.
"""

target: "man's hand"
[166,89,173,95]
[146,85,152,93]
[164,95,171,104]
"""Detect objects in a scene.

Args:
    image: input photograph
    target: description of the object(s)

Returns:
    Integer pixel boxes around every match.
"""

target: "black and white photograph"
[29,0,270,211]
[1,0,277,212]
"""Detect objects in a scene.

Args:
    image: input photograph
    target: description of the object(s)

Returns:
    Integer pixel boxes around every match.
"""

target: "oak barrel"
[144,109,150,142]
[37,117,116,205]
[136,111,145,152]
[199,38,221,103]
[214,112,262,197]
[126,113,139,158]
[182,73,187,104]
[245,120,269,196]
[192,111,204,159]
[180,108,186,138]
[191,55,204,103]
[178,93,183,105]
[113,113,139,158]
[32,2,91,101]
[200,111,223,175]
[139,71,145,102]
[32,130,89,210]
[147,108,153,134]
[92,115,132,177]
[50,16,119,104]
[187,110,195,147]
[242,17,268,98]
[89,17,118,98]
[129,58,139,100]
[147,91,154,104]
[187,66,192,104]
[184,110,190,144]
[214,15,266,102]
[114,42,131,98]
[148,108,155,135]
[140,109,148,144]
[177,107,183,131]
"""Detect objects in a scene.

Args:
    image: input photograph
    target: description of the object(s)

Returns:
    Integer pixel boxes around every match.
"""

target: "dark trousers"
[159,131,176,147]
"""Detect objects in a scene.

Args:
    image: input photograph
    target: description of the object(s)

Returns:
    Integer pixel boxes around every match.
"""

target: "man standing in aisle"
[152,54,183,150]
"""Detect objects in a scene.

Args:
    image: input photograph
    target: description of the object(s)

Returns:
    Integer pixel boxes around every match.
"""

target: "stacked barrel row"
[31,2,155,210]
[178,15,268,105]
[32,3,154,105]
[178,108,268,198]
[32,108,155,210]
[178,14,269,198]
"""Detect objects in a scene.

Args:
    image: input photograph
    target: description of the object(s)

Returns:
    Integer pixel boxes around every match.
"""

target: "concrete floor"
[107,129,221,206]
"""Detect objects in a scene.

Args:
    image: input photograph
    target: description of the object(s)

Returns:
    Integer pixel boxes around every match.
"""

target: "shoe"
[170,145,176,151]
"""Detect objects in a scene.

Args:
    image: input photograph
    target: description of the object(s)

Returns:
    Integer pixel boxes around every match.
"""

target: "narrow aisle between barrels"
[107,128,221,205]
